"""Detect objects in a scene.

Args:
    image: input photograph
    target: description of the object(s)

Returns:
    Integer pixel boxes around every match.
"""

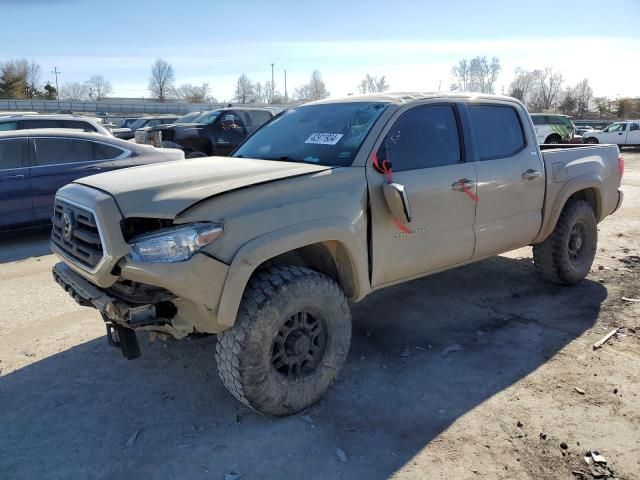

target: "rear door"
[367,102,477,286]
[30,137,115,222]
[0,138,32,228]
[465,103,545,258]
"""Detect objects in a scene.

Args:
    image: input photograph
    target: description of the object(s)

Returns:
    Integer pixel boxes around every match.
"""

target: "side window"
[0,139,27,170]
[34,138,94,166]
[630,123,639,131]
[20,119,62,129]
[93,142,125,160]
[249,110,273,126]
[608,124,626,132]
[0,121,18,131]
[61,120,97,132]
[531,116,544,126]
[383,105,461,172]
[468,105,525,160]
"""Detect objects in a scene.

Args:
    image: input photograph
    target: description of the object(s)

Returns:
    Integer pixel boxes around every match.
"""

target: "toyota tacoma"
[50,93,624,416]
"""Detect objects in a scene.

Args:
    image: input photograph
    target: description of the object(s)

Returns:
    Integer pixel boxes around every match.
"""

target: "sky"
[1,0,639,102]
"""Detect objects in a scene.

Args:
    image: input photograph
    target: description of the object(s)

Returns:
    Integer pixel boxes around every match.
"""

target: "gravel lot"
[1,150,639,480]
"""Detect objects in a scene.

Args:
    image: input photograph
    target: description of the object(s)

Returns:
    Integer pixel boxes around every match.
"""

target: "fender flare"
[216,218,370,328]
[532,174,603,244]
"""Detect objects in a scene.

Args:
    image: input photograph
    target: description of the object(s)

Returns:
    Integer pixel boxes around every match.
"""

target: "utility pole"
[284,70,288,104]
[270,63,275,103]
[52,66,61,103]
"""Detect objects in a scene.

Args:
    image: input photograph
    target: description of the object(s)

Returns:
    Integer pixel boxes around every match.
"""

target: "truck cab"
[584,120,640,147]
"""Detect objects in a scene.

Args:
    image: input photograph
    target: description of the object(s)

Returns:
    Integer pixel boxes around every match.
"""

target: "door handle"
[618,132,623,135]
[451,178,475,191]
[2,174,25,181]
[522,169,542,180]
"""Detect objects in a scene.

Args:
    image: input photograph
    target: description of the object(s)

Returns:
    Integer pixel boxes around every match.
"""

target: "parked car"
[142,107,275,157]
[118,118,140,129]
[0,129,184,232]
[133,111,205,144]
[0,114,113,136]
[583,120,640,147]
[50,92,623,416]
[530,113,576,144]
[576,125,595,136]
[112,115,180,140]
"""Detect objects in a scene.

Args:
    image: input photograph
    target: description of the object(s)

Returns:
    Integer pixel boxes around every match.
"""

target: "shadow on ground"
[0,255,606,480]
[0,228,51,264]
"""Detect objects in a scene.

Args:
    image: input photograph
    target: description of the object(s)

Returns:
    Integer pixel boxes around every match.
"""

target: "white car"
[530,114,575,144]
[583,120,640,147]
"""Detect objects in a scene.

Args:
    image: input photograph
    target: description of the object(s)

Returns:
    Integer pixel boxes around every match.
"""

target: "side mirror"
[382,182,411,223]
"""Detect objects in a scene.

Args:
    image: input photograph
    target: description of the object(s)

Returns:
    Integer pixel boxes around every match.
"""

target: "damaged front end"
[53,262,178,359]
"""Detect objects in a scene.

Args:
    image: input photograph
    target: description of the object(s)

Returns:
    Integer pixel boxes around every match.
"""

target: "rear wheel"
[585,137,599,144]
[533,200,597,285]
[215,266,351,416]
[545,134,562,144]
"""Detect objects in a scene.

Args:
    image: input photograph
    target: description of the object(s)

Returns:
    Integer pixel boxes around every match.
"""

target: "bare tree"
[177,83,210,103]
[234,74,255,104]
[85,75,112,101]
[508,68,539,104]
[294,70,329,101]
[593,97,612,118]
[451,56,500,93]
[573,79,593,119]
[534,68,563,110]
[358,74,389,94]
[558,87,577,115]
[148,58,175,102]
[60,81,89,100]
[23,60,41,98]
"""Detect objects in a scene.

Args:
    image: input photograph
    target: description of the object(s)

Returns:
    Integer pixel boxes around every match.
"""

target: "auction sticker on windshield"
[305,133,344,145]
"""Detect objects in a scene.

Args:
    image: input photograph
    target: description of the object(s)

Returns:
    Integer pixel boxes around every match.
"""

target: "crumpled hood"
[74,157,332,218]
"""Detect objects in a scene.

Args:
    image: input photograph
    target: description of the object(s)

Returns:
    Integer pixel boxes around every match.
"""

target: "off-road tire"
[215,266,351,416]
[533,199,597,285]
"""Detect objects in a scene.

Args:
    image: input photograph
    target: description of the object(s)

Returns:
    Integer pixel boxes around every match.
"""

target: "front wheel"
[533,200,597,285]
[215,266,351,416]
[585,137,599,144]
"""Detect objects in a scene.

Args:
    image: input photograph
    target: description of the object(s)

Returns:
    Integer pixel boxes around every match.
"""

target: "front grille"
[51,199,105,271]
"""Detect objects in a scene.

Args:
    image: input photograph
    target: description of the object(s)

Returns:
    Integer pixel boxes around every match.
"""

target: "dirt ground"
[1,151,639,480]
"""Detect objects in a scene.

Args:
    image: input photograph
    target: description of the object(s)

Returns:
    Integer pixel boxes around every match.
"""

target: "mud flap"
[106,322,141,360]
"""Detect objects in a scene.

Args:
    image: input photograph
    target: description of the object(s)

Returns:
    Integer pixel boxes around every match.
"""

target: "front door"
[367,103,477,287]
[0,138,32,229]
[465,104,546,258]
[599,123,628,145]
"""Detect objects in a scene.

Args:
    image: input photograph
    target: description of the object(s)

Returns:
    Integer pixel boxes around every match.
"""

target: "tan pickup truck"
[51,93,624,415]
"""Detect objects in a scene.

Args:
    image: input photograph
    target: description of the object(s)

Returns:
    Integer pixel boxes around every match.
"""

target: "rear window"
[0,138,27,170]
[468,105,525,161]
[0,121,18,131]
[531,115,544,126]
[60,120,97,132]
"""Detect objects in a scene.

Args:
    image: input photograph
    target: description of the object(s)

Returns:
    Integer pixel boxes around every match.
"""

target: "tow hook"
[106,323,141,360]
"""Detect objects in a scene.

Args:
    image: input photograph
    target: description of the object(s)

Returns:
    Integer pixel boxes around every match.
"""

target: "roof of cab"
[303,91,525,107]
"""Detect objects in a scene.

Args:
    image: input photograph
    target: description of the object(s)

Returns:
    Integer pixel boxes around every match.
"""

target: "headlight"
[129,222,223,263]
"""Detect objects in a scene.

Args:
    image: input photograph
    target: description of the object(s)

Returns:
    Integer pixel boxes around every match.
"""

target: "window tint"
[631,123,639,131]
[0,121,18,131]
[93,142,124,160]
[60,120,97,132]
[20,119,63,129]
[384,105,461,171]
[468,105,525,160]
[34,138,94,166]
[248,110,272,126]
[607,123,626,132]
[0,139,26,170]
[531,116,544,126]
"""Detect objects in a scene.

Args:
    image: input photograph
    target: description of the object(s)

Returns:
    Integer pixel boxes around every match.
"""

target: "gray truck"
[50,93,624,416]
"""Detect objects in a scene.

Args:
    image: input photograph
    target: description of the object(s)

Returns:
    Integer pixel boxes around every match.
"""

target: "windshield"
[129,118,150,129]
[232,102,388,167]
[174,112,201,123]
[194,110,222,124]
